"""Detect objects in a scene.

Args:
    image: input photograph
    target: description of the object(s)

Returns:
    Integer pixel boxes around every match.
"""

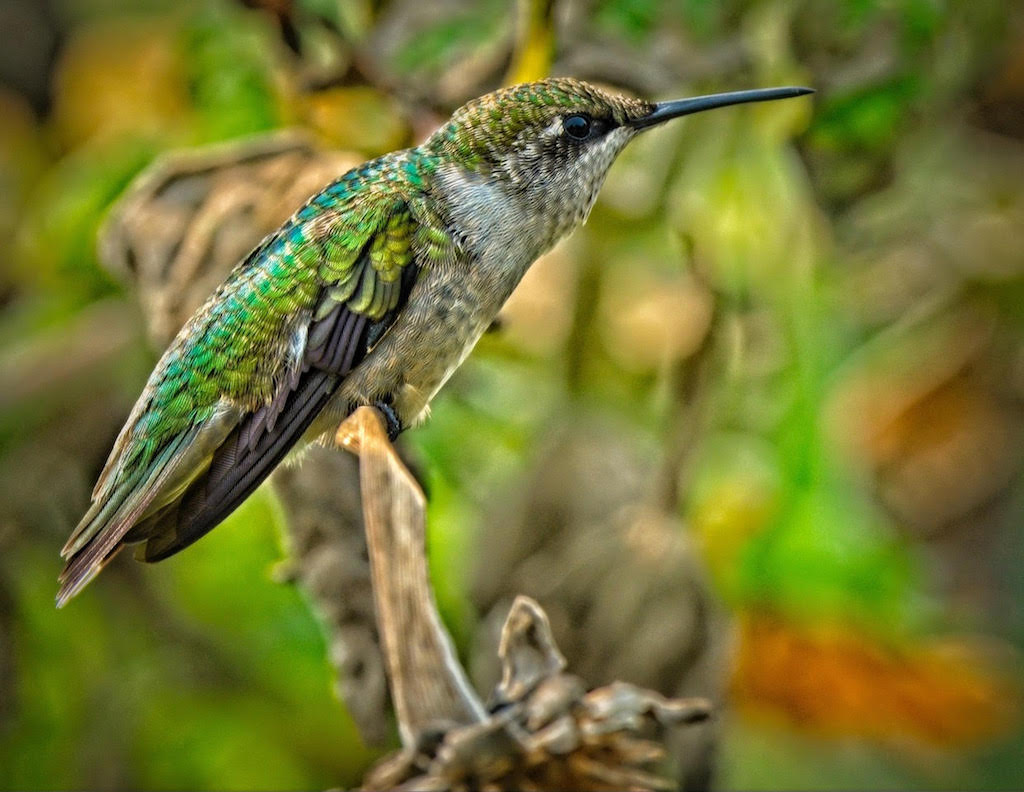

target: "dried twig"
[361,594,711,791]
[337,407,712,791]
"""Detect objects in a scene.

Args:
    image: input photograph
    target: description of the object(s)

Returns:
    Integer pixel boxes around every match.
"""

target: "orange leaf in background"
[827,309,1022,536]
[731,613,1021,747]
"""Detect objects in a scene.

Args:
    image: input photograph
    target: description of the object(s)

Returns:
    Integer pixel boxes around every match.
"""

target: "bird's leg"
[374,399,403,442]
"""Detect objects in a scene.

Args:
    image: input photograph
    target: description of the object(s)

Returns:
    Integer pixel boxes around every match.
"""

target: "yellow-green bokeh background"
[1,0,1022,788]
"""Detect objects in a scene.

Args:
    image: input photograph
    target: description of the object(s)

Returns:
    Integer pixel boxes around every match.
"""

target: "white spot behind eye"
[542,117,564,139]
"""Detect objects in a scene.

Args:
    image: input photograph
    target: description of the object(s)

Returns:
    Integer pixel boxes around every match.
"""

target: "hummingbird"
[57,78,812,605]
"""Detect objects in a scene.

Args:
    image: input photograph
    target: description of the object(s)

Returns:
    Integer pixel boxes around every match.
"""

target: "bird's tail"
[57,428,201,606]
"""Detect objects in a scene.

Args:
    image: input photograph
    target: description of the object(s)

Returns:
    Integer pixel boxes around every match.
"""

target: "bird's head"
[425,77,812,245]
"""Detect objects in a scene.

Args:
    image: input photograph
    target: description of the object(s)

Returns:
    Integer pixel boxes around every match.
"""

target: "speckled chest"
[329,167,552,427]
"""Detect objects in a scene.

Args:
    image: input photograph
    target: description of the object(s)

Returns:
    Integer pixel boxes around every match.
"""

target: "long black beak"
[630,86,814,130]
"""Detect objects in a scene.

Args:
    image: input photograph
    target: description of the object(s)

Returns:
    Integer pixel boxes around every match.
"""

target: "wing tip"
[56,530,117,607]
[55,543,126,608]
[59,534,81,559]
[54,586,74,609]
[55,565,95,608]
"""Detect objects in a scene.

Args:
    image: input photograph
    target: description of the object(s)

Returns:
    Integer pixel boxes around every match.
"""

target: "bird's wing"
[57,174,428,605]
[130,202,422,563]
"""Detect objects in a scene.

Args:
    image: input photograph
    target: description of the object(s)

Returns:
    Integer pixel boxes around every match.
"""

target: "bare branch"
[337,407,486,745]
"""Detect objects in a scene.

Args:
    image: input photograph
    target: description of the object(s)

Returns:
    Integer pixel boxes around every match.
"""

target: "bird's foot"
[374,400,403,442]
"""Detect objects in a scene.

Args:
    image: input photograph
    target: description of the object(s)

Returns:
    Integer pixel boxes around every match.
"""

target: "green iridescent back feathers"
[57,77,654,604]
[57,146,446,602]
[118,150,437,491]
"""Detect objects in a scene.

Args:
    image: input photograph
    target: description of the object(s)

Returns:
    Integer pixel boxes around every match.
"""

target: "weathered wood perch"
[337,407,712,791]
[336,407,486,743]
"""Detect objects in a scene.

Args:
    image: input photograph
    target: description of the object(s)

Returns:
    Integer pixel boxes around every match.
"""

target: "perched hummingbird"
[57,78,812,605]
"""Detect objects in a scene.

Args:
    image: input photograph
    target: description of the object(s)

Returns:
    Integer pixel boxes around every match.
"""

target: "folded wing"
[57,188,420,605]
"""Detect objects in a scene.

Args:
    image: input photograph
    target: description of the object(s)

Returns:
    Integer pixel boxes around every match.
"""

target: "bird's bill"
[629,86,814,130]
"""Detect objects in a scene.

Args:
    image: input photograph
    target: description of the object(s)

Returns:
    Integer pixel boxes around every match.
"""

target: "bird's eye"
[563,114,593,140]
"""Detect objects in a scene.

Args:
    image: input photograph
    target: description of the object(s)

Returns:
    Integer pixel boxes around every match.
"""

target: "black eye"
[563,114,592,140]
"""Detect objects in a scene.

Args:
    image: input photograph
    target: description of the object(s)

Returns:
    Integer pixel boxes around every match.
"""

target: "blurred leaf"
[739,484,921,632]
[668,111,819,298]
[296,0,351,31]
[182,3,287,142]
[16,137,158,300]
[732,613,1021,747]
[391,0,505,77]
[720,717,922,791]
[50,0,187,25]
[0,89,48,291]
[678,0,721,41]
[504,0,555,85]
[301,86,407,154]
[594,0,658,42]
[899,0,944,48]
[688,433,783,598]
[810,77,922,152]
[1,485,374,790]
[50,17,191,151]
[145,488,376,787]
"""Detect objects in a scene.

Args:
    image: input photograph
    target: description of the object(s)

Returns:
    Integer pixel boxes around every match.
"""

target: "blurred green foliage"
[2,489,373,789]
[0,0,1022,789]
[183,4,286,141]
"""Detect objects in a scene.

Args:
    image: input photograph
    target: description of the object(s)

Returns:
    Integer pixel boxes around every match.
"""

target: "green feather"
[59,148,449,602]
